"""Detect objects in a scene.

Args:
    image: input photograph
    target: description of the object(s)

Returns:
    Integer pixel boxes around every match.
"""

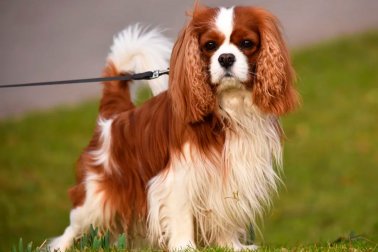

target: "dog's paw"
[237,244,259,251]
[217,238,259,251]
[168,240,196,251]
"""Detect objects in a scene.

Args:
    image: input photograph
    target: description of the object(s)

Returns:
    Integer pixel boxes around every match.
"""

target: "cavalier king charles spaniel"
[49,4,298,251]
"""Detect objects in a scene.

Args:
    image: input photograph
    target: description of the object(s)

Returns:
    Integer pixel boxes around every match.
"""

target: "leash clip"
[150,69,170,79]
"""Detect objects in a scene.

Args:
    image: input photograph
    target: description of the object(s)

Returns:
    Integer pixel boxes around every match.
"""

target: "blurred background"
[0,0,377,251]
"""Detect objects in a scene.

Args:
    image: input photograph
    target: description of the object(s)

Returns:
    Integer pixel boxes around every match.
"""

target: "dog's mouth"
[224,71,233,78]
[216,70,236,82]
[210,67,252,94]
[218,69,250,85]
[216,76,245,94]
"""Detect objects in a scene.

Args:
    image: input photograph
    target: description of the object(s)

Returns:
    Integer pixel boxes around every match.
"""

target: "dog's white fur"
[90,117,115,174]
[109,24,171,101]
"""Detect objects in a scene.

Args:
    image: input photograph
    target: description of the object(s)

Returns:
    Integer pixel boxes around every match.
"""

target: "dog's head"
[169,5,299,123]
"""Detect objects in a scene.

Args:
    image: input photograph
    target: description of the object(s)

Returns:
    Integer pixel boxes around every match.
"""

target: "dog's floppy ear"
[252,9,299,115]
[169,7,215,123]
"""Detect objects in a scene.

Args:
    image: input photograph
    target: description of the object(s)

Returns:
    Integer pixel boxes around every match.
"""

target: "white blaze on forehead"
[211,6,249,85]
[215,7,235,42]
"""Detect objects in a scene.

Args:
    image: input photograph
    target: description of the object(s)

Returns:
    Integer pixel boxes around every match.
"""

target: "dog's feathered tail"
[100,24,172,118]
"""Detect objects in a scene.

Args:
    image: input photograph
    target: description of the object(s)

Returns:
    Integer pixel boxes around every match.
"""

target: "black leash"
[0,69,169,89]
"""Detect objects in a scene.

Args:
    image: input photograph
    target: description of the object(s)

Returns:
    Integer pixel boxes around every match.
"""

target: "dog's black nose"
[218,53,236,68]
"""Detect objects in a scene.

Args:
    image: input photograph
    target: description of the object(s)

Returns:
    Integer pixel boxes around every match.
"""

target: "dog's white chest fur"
[147,85,283,249]
[194,87,282,242]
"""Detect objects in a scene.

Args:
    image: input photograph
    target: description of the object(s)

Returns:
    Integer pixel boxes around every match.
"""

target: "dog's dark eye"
[204,41,217,51]
[239,39,254,49]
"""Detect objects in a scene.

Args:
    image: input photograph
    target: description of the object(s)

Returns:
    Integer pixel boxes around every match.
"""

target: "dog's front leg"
[147,159,196,251]
[165,167,196,251]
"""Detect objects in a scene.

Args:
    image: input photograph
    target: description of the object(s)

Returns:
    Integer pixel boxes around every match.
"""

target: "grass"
[9,230,378,252]
[1,30,378,251]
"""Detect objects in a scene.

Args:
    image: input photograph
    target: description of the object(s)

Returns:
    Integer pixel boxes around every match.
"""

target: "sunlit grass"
[1,30,378,251]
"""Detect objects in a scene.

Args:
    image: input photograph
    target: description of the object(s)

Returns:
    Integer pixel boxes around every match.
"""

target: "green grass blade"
[117,233,127,249]
[18,238,23,252]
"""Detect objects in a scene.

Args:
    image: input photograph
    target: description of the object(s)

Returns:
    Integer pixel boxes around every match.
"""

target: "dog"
[49,4,298,251]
